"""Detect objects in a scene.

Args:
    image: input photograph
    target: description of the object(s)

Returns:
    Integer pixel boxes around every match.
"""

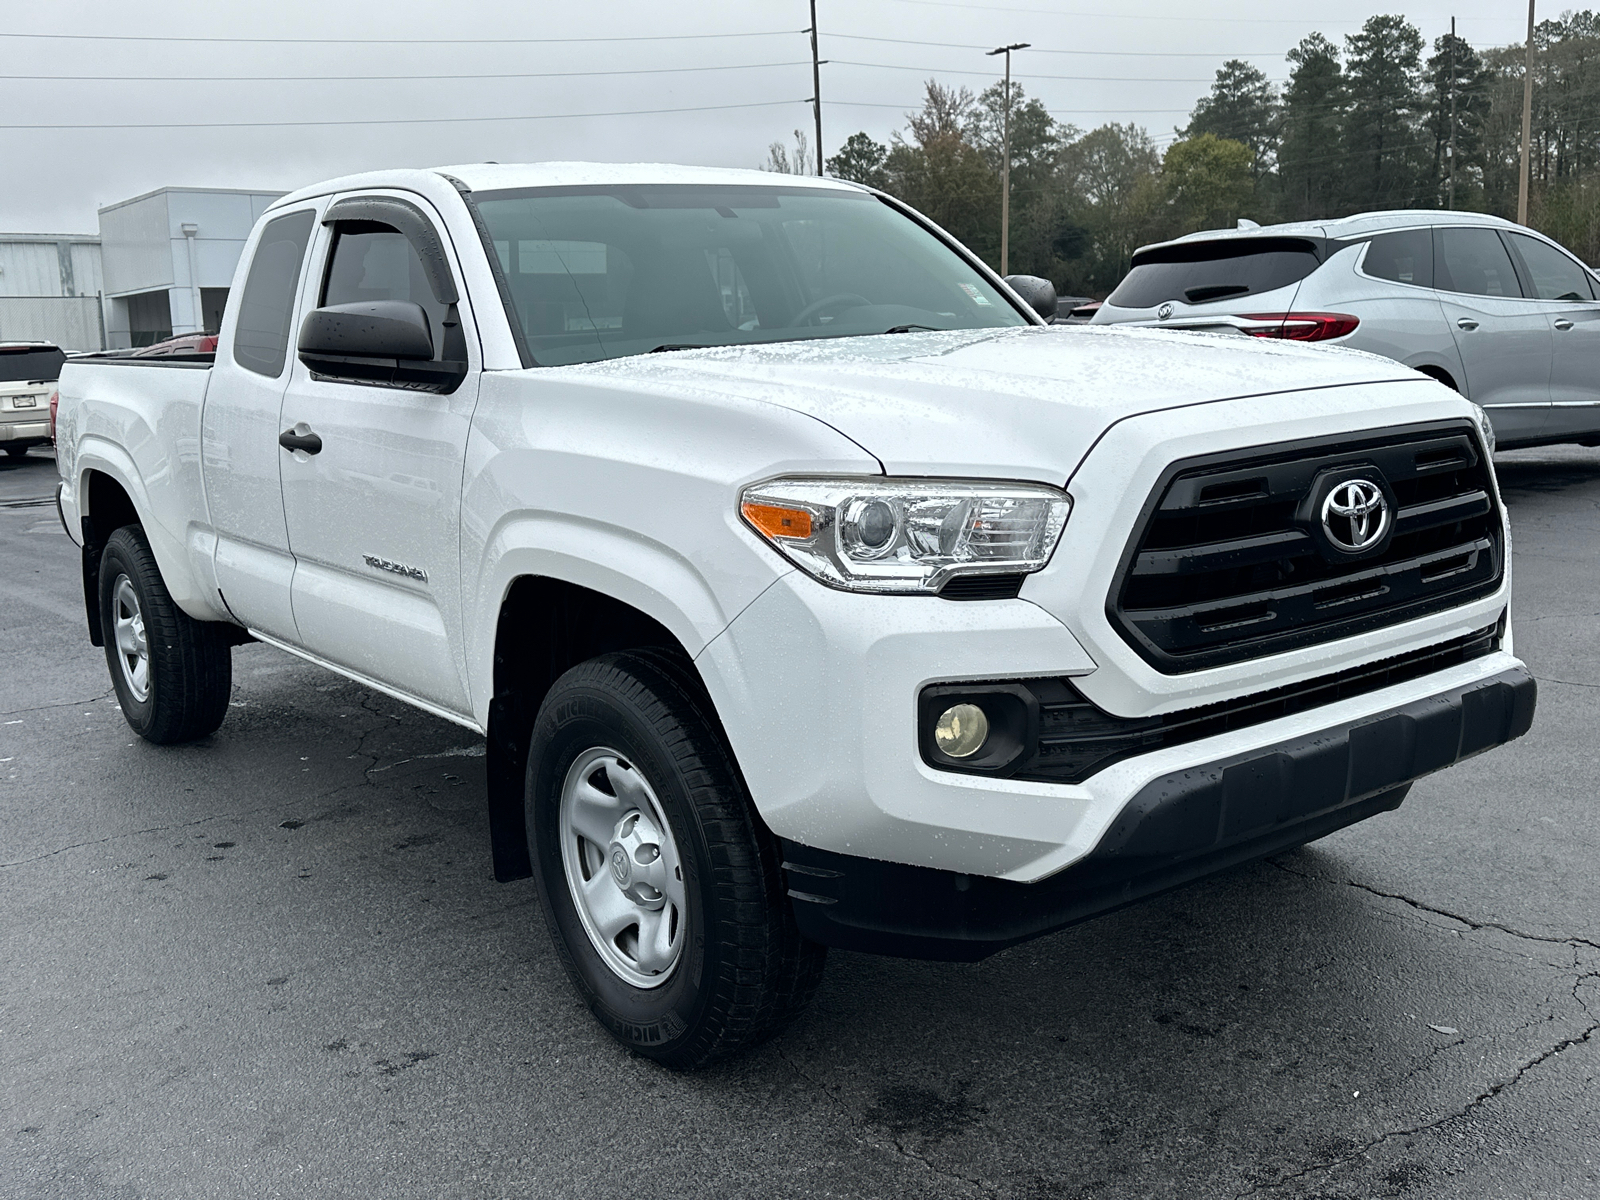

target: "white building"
[99,187,285,349]
[0,232,105,351]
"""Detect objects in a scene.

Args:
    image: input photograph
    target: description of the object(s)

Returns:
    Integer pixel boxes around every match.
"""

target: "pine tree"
[1184,60,1280,182]
[1343,15,1429,210]
[1278,33,1348,220]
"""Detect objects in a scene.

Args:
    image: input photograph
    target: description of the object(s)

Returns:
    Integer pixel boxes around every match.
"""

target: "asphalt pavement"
[2,444,1595,1199]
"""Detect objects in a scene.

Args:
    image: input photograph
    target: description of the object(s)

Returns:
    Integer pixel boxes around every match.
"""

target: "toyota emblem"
[1321,479,1389,553]
[1157,303,1174,320]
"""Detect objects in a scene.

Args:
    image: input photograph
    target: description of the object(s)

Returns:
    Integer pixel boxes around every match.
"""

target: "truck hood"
[558,325,1423,481]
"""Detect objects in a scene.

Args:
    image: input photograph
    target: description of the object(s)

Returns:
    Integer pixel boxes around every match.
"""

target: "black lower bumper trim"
[784,665,1535,962]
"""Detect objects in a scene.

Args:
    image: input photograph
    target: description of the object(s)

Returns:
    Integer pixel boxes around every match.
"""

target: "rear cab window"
[1107,237,1323,309]
[233,210,316,378]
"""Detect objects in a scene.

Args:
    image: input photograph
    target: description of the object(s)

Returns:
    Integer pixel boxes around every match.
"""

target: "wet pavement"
[2,444,1596,1199]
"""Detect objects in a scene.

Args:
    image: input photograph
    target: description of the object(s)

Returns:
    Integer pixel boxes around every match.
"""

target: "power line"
[830,59,1243,84]
[2,98,807,131]
[0,28,801,45]
[833,99,1194,114]
[4,61,812,83]
[827,33,1284,57]
[874,0,1514,25]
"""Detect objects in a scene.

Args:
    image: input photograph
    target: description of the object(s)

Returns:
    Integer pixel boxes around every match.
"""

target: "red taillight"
[1240,313,1360,342]
[48,390,58,441]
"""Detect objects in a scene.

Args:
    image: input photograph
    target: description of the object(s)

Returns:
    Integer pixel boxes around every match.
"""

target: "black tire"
[526,649,825,1069]
[98,525,232,744]
[4,445,27,459]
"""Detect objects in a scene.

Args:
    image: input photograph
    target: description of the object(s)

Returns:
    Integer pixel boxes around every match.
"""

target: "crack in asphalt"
[1533,674,1600,690]
[0,809,269,868]
[773,1045,999,1197]
[1232,1020,1600,1198]
[1231,861,1600,1196]
[1269,859,1600,953]
[1,688,115,718]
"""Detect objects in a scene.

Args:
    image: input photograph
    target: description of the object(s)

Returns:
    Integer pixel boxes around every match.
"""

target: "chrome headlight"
[740,477,1071,594]
[1470,402,1496,456]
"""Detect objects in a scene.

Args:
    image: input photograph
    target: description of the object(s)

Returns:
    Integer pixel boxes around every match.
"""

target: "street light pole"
[987,42,1029,276]
[1518,0,1535,225]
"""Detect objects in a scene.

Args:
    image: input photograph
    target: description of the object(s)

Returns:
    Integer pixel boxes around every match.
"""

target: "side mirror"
[297,301,466,393]
[1003,275,1058,322]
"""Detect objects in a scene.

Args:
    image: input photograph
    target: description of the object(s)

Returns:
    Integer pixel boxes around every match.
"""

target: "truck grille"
[1108,422,1503,672]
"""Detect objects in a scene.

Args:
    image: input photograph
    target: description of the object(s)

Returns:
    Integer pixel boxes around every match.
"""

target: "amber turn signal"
[742,501,813,540]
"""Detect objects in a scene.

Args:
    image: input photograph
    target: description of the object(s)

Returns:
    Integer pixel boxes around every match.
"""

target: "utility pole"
[1519,0,1535,224]
[1448,16,1457,210]
[987,42,1029,276]
[808,0,824,175]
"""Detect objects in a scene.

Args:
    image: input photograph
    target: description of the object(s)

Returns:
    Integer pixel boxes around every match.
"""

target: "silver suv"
[1092,211,1600,449]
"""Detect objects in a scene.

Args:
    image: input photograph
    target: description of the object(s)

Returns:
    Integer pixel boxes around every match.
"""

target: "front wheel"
[527,650,825,1069]
[99,525,232,743]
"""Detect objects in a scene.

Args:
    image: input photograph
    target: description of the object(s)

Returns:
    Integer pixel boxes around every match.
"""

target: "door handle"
[1555,318,1575,331]
[1457,318,1479,331]
[279,427,323,455]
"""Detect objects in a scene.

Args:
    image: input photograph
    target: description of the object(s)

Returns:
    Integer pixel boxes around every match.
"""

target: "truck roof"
[268,162,868,211]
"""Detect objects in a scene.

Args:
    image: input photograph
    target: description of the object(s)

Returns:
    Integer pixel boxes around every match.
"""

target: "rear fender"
[75,437,226,623]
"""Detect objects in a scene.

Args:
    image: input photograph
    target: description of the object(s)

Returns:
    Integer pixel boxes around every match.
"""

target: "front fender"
[465,509,782,728]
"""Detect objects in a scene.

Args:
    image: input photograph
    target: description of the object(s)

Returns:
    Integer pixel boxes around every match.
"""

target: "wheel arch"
[1413,363,1460,392]
[482,574,720,883]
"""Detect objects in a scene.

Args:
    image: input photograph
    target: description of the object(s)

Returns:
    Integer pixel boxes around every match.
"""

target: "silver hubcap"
[559,748,686,988]
[111,575,150,703]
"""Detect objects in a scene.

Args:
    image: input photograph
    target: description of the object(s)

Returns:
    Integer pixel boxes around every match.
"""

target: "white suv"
[1092,210,1600,450]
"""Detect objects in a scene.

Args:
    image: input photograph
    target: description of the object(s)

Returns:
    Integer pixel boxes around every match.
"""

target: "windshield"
[470,184,1027,366]
[1108,238,1322,309]
[0,345,66,384]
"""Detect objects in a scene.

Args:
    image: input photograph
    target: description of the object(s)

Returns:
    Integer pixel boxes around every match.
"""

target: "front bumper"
[783,664,1535,961]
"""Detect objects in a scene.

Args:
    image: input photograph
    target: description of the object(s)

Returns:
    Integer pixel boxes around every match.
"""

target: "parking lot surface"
[2,445,1596,1199]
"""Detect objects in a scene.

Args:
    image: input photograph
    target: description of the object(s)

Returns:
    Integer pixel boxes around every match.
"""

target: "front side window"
[471,184,1027,366]
[1360,229,1433,288]
[1505,231,1597,301]
[233,209,315,378]
[321,223,456,363]
[1434,227,1522,299]
[1108,238,1322,309]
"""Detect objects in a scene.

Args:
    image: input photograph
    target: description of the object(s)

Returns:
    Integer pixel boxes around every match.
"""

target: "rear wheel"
[4,445,27,459]
[527,649,825,1069]
[98,525,232,743]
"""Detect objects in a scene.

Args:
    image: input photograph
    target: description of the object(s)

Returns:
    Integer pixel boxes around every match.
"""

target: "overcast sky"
[3,0,1533,234]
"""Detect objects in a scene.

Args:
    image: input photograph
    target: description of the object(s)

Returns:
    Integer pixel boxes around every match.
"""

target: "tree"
[1279,33,1347,220]
[1343,15,1429,210]
[1425,30,1493,208]
[1056,124,1165,291]
[826,132,889,188]
[883,82,1002,265]
[1184,60,1280,181]
[1163,134,1256,232]
[761,129,813,175]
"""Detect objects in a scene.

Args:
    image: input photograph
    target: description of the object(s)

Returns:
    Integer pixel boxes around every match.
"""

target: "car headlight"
[1469,402,1496,456]
[740,477,1071,594]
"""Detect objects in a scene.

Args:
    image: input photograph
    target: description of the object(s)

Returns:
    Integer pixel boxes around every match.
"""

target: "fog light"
[934,703,989,758]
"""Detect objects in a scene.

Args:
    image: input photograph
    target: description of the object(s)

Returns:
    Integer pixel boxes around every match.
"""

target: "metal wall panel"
[0,242,63,297]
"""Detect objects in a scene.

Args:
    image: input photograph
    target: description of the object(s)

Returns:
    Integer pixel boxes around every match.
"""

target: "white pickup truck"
[56,163,1534,1068]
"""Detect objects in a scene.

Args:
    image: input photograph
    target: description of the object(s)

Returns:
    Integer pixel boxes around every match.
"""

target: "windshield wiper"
[648,343,712,354]
[1183,284,1250,303]
[881,323,942,334]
